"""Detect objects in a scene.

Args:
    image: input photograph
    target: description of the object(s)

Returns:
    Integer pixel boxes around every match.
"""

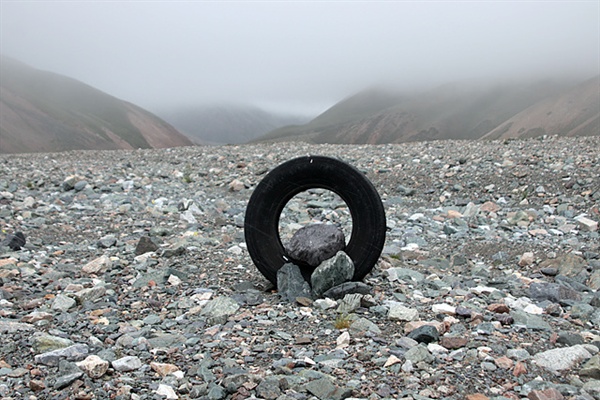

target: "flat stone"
[387,302,419,321]
[511,310,552,331]
[527,388,565,400]
[533,345,592,372]
[111,356,142,372]
[440,336,468,349]
[32,335,74,353]
[54,371,84,389]
[528,282,581,303]
[200,296,240,325]
[81,255,112,274]
[575,216,598,232]
[0,319,33,333]
[51,294,76,312]
[34,344,89,366]
[322,281,371,300]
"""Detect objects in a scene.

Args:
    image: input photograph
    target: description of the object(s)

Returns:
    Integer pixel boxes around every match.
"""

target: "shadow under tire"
[244,155,386,286]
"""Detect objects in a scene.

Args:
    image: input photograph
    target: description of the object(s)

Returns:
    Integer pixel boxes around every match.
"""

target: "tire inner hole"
[278,188,353,251]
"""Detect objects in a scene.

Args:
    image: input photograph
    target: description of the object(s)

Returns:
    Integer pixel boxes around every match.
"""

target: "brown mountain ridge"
[257,76,599,144]
[0,56,193,154]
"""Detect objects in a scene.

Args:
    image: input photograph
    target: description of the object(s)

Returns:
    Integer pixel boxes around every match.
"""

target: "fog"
[1,1,598,116]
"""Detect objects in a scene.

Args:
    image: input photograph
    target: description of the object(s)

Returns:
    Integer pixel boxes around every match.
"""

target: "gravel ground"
[0,135,599,400]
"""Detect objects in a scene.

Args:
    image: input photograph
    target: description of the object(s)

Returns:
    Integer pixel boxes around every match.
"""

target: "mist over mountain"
[256,77,599,144]
[0,56,193,154]
[159,105,309,145]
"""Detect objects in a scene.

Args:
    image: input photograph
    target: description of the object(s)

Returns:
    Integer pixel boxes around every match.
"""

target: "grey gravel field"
[0,135,599,400]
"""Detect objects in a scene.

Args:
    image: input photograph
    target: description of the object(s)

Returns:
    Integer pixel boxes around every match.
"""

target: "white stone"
[427,343,449,354]
[336,331,350,349]
[387,302,419,321]
[383,355,402,367]
[167,274,182,286]
[431,304,456,315]
[314,298,337,310]
[576,216,598,232]
[82,255,112,274]
[228,179,245,191]
[533,345,592,372]
[77,355,109,379]
[156,384,178,399]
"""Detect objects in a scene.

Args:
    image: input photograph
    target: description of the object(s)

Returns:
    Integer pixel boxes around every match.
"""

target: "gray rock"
[32,335,74,353]
[557,332,585,346]
[407,325,439,343]
[322,281,372,300]
[74,285,107,304]
[511,310,552,331]
[51,294,76,312]
[135,235,159,255]
[404,344,434,364]
[200,296,240,325]
[311,251,354,297]
[255,377,282,399]
[111,356,142,372]
[34,344,89,366]
[533,345,592,372]
[286,224,345,267]
[387,302,419,321]
[53,371,84,389]
[277,263,312,303]
[349,316,381,335]
[580,355,600,379]
[133,268,187,288]
[97,234,117,248]
[1,232,26,251]
[383,267,425,283]
[0,319,34,333]
[207,384,226,400]
[305,377,352,400]
[528,282,583,303]
[336,293,363,314]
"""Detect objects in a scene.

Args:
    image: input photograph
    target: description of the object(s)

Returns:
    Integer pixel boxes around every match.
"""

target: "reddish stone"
[440,336,469,349]
[487,303,510,313]
[527,388,565,400]
[513,361,527,377]
[494,355,513,369]
[466,394,489,400]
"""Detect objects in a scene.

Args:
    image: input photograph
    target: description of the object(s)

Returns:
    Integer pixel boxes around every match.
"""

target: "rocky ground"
[0,135,599,400]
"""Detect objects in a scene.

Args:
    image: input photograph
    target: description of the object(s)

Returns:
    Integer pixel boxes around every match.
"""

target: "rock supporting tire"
[244,155,386,286]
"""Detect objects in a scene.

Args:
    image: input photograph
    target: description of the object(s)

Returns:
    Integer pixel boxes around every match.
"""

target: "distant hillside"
[481,76,600,140]
[160,104,309,145]
[256,77,599,144]
[0,56,193,153]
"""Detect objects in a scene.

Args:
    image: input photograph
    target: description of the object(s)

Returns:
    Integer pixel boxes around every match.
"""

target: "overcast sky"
[1,1,599,115]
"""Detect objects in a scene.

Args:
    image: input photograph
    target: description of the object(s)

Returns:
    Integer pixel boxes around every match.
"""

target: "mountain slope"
[256,78,597,144]
[481,76,600,140]
[0,56,193,153]
[160,104,308,145]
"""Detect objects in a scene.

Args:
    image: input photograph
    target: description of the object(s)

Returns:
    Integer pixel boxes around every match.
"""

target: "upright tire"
[244,155,386,286]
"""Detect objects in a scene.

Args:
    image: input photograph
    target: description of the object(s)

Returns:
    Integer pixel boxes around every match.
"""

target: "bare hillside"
[0,56,193,153]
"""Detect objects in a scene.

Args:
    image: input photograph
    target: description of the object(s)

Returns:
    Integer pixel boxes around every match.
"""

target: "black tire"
[244,155,386,286]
